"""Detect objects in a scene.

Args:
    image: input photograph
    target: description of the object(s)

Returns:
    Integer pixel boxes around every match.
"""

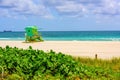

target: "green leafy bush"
[0,46,114,80]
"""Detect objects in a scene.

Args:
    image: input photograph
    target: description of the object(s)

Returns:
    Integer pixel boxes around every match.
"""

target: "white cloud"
[43,0,88,17]
[0,0,52,18]
[43,0,102,17]
[43,0,120,17]
[55,1,86,13]
[94,0,120,16]
[0,0,120,18]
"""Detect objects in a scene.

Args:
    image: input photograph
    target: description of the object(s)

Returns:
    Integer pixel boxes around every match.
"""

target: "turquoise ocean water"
[0,31,120,41]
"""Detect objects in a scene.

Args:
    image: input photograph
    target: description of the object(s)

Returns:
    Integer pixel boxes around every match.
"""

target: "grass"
[75,57,120,79]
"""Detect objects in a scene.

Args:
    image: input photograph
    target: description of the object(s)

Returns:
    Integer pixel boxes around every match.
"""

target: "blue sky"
[0,0,120,31]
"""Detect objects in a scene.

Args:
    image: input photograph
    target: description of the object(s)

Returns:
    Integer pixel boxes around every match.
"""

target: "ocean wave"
[0,37,120,41]
[0,38,25,40]
[111,38,120,41]
[0,38,12,40]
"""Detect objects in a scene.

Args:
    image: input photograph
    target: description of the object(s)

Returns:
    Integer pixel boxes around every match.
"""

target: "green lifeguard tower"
[25,26,43,42]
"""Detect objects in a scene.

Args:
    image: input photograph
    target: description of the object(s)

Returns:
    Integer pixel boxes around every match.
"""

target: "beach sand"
[0,40,120,59]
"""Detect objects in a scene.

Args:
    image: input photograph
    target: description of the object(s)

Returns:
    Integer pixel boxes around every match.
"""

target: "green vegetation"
[0,46,119,80]
[75,57,120,80]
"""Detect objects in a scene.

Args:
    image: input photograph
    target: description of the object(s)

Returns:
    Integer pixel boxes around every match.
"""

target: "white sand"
[0,40,120,59]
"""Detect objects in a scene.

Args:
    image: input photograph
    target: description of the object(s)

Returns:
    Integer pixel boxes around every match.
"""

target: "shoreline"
[1,39,120,41]
[0,40,120,59]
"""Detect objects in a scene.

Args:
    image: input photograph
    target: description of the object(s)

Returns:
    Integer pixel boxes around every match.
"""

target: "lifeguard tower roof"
[25,26,38,37]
